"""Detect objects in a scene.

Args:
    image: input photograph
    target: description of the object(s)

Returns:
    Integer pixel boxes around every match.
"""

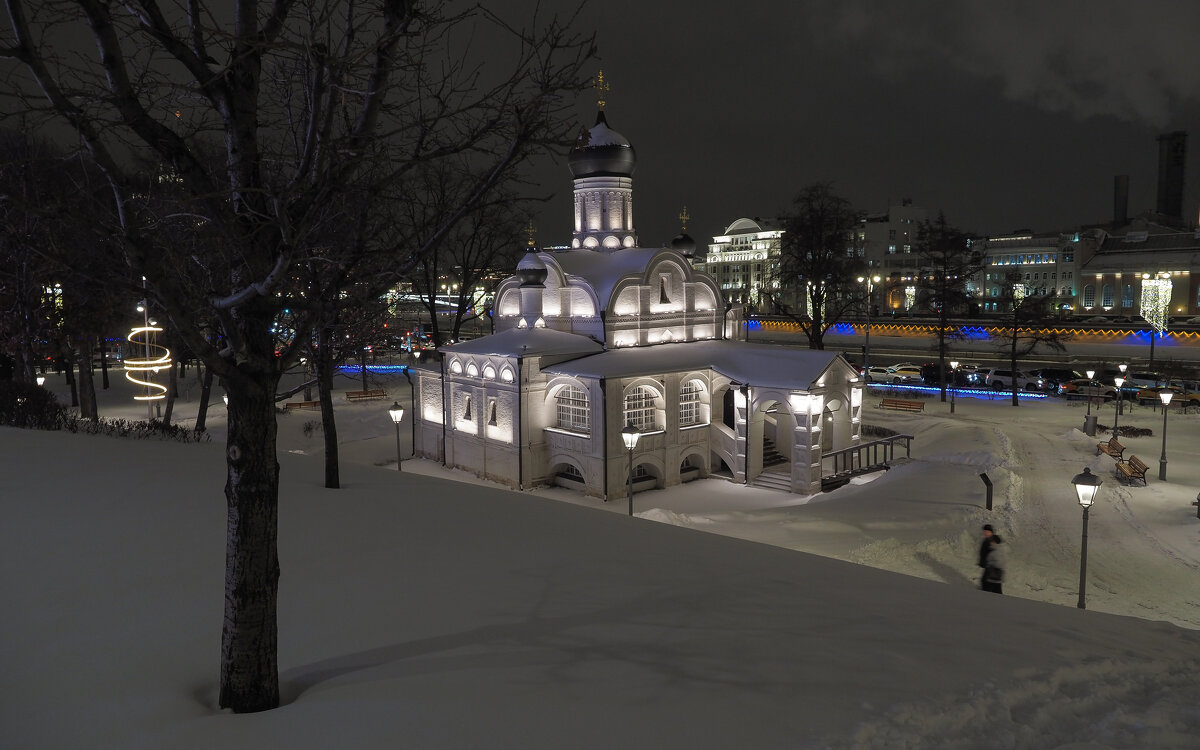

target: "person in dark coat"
[977,524,994,585]
[981,535,1006,594]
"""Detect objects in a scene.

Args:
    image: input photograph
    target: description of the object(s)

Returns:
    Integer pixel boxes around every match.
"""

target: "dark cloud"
[505,2,1200,247]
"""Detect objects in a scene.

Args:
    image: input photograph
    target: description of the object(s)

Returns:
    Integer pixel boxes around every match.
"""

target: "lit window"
[679,380,704,426]
[555,385,589,433]
[1102,284,1114,307]
[1082,284,1096,307]
[624,385,658,431]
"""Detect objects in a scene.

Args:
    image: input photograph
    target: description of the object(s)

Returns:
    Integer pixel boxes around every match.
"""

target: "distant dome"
[516,249,547,286]
[670,232,697,257]
[568,111,637,179]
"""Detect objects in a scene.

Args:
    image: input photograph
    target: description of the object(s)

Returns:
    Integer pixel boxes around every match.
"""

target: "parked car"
[887,365,924,384]
[1123,372,1162,388]
[1031,368,1081,392]
[921,363,971,387]
[1134,385,1200,407]
[980,368,1042,391]
[1059,379,1117,400]
[863,366,892,383]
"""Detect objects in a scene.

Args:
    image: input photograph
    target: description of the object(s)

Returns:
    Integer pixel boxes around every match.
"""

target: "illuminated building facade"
[699,218,784,309]
[980,232,1077,313]
[412,102,862,498]
[859,200,930,312]
[1073,223,1199,321]
[979,222,1200,321]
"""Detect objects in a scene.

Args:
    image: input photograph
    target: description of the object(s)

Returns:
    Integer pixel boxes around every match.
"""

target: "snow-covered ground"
[3,366,1200,749]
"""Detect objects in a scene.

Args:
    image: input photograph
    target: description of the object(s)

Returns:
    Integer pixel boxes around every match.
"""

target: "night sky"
[522,1,1200,249]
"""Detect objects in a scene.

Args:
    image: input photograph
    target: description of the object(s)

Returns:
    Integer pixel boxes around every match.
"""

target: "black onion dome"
[670,232,697,257]
[516,249,548,286]
[568,110,637,178]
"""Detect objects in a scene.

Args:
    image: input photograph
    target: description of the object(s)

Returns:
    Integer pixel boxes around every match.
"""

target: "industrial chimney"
[1113,174,1129,228]
[1155,131,1186,224]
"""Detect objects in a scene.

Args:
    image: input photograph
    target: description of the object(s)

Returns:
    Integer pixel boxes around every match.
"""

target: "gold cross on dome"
[678,206,690,232]
[525,220,537,247]
[594,70,610,110]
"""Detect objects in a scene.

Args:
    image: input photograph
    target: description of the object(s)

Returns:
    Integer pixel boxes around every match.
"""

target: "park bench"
[1096,435,1125,460]
[879,398,924,413]
[1115,455,1149,486]
[344,389,388,402]
[283,400,320,412]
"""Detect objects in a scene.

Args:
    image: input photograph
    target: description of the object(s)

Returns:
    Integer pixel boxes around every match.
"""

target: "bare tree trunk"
[219,372,281,712]
[317,327,340,489]
[195,363,215,433]
[76,342,98,421]
[94,336,110,389]
[1010,313,1020,406]
[64,349,79,407]
[163,359,178,427]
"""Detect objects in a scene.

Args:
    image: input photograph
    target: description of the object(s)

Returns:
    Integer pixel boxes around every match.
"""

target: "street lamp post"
[1113,377,1125,436]
[1085,370,1096,415]
[1158,390,1173,480]
[950,360,958,414]
[857,275,881,372]
[1071,466,1103,610]
[621,422,641,516]
[389,401,405,472]
[1118,364,1127,416]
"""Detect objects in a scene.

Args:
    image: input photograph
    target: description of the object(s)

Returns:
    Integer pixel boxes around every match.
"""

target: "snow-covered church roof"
[441,327,604,358]
[544,341,846,390]
[541,247,662,313]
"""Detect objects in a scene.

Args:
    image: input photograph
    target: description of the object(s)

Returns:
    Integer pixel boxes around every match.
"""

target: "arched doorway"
[722,387,735,429]
[820,398,844,453]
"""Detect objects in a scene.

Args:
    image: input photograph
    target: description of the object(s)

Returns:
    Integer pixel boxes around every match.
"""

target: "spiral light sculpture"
[124,326,171,401]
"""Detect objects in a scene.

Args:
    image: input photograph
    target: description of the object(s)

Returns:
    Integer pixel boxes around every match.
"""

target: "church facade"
[412,104,863,499]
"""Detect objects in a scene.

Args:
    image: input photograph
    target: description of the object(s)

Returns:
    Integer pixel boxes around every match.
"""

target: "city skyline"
[522,1,1200,249]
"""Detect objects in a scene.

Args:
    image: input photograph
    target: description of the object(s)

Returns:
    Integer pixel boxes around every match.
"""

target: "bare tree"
[769,182,866,350]
[914,212,983,402]
[994,270,1071,406]
[3,0,593,713]
[402,171,526,346]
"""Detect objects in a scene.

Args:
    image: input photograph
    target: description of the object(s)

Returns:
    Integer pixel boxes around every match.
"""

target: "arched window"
[483,364,496,380]
[466,362,478,377]
[624,385,658,431]
[1082,284,1096,307]
[500,367,515,383]
[679,380,704,426]
[450,359,463,374]
[1101,284,1114,307]
[555,385,589,433]
[1121,284,1134,308]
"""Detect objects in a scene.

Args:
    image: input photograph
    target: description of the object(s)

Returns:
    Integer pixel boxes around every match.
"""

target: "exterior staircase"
[751,467,792,492]
[761,438,787,467]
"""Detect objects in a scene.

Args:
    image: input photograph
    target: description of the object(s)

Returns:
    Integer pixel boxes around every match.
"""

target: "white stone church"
[412,104,863,499]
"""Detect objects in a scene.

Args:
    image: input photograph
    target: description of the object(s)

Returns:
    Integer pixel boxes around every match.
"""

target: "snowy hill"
[3,371,1199,748]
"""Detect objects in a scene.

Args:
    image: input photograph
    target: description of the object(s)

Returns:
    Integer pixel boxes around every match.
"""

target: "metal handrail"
[824,434,914,477]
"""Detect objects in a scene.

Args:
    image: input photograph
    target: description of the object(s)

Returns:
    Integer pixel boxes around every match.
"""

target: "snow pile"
[3,370,1200,748]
